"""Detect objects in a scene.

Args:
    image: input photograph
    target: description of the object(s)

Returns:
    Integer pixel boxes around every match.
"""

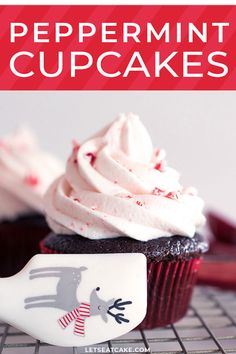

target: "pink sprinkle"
[74,159,77,164]
[86,152,96,165]
[114,180,118,184]
[24,175,39,187]
[136,201,143,206]
[80,227,84,232]
[73,198,80,203]
[91,206,97,211]
[86,222,90,226]
[126,195,132,199]
[129,168,133,172]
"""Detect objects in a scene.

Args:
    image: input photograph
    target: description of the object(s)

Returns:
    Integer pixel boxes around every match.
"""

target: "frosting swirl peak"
[45,114,205,241]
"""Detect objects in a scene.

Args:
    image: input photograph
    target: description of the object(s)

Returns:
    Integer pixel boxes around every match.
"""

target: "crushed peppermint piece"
[165,192,179,200]
[74,159,77,164]
[114,180,118,184]
[154,149,167,172]
[153,188,179,200]
[91,206,97,210]
[154,160,166,171]
[73,198,80,203]
[86,152,96,165]
[154,162,162,170]
[24,174,39,187]
[136,201,143,206]
[152,187,164,195]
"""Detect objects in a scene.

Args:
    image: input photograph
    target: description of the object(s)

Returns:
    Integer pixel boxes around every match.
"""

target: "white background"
[0,90,235,220]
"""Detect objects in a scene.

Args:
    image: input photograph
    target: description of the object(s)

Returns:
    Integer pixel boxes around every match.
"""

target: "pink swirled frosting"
[0,128,63,221]
[45,114,205,241]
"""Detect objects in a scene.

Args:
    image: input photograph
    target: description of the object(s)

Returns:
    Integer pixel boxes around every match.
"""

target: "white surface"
[0,91,235,220]
[0,253,147,347]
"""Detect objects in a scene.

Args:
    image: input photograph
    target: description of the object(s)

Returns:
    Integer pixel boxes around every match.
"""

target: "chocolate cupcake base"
[40,233,208,329]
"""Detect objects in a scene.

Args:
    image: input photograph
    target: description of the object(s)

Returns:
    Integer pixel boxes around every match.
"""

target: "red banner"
[1,5,236,90]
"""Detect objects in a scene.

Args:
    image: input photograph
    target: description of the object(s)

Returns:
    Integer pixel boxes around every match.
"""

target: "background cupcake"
[0,127,63,276]
[42,113,208,328]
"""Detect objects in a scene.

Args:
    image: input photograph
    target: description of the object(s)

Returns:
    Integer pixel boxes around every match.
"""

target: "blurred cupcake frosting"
[0,127,63,221]
[45,114,205,241]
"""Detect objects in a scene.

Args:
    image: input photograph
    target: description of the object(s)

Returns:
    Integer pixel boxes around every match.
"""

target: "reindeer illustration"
[24,266,132,335]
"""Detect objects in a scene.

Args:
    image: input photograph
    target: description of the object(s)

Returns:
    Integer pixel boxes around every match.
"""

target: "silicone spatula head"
[0,253,147,347]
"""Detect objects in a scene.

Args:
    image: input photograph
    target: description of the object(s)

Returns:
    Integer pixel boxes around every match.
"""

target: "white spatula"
[0,253,147,347]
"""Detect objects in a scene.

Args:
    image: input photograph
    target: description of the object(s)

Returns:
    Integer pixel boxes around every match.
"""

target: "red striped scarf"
[58,303,90,336]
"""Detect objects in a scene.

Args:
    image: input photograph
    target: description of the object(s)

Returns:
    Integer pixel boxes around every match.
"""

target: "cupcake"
[42,114,208,329]
[0,127,63,276]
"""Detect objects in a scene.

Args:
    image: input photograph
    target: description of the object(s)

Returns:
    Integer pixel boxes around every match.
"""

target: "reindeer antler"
[107,298,132,324]
[109,298,132,311]
[107,311,130,324]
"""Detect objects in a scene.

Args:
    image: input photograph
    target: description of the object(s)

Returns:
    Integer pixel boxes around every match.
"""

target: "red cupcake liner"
[40,241,201,329]
[138,257,201,329]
